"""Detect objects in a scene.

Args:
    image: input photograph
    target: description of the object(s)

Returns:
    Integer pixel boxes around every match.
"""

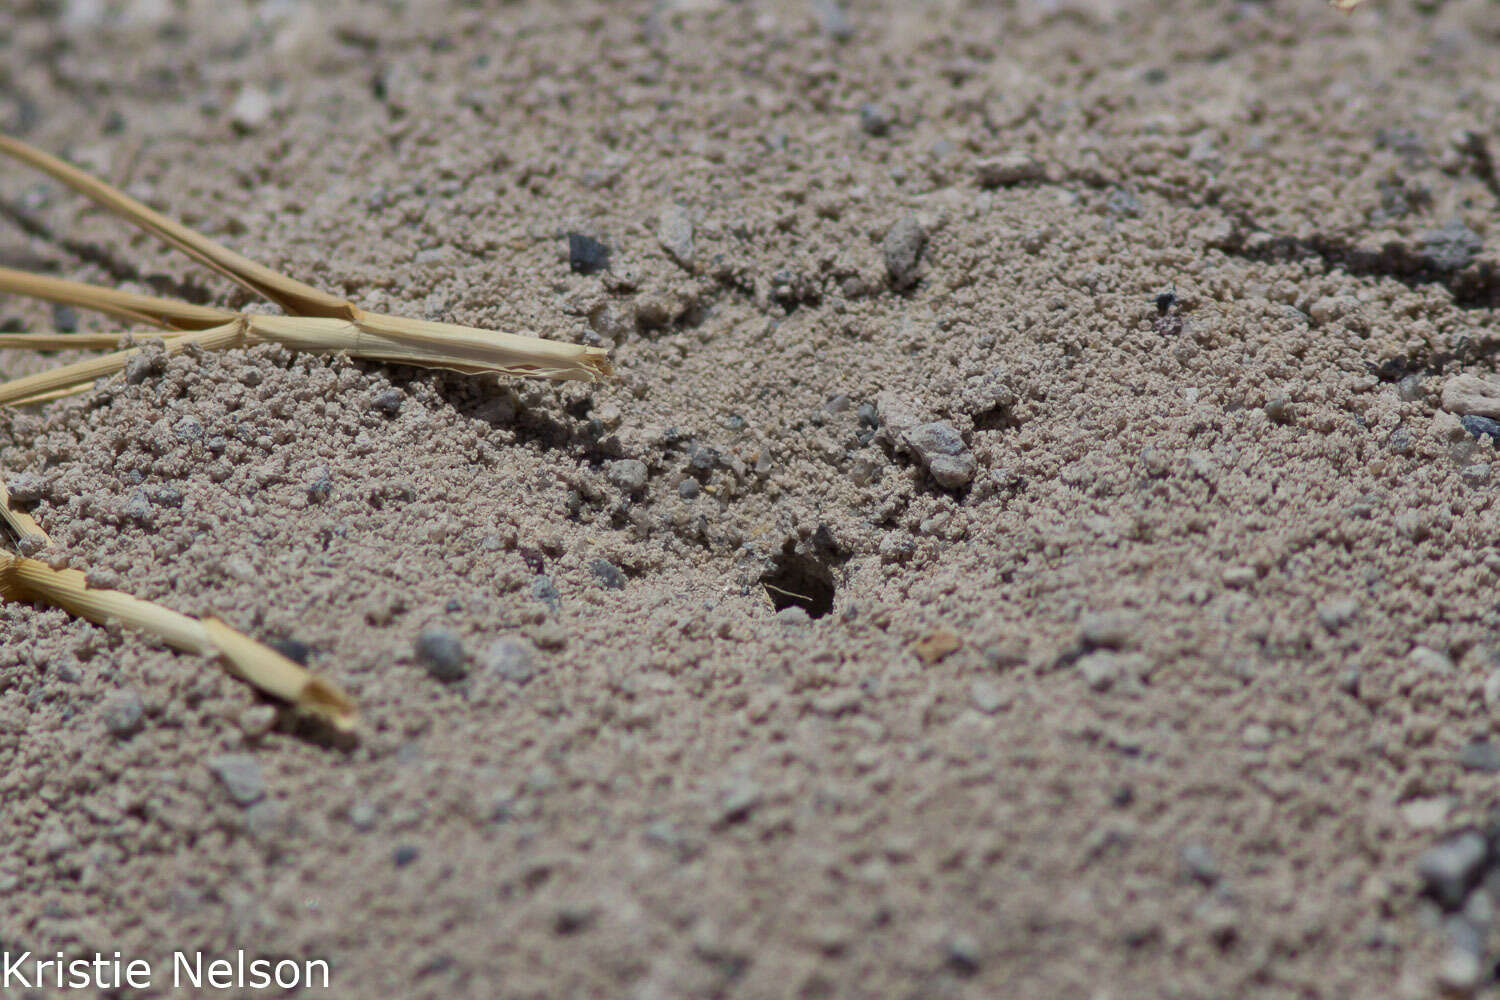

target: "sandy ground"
[4,0,1500,996]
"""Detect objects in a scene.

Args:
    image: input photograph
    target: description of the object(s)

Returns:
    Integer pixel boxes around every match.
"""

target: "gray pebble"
[590,557,627,590]
[122,351,163,384]
[657,203,695,268]
[1398,373,1425,402]
[903,421,976,488]
[531,574,561,610]
[777,605,812,627]
[607,459,649,492]
[975,152,1045,187]
[567,232,610,275]
[101,690,145,738]
[1316,598,1360,631]
[1423,219,1482,272]
[1180,843,1219,885]
[51,304,79,332]
[1078,650,1125,690]
[483,638,536,684]
[812,0,854,40]
[717,779,762,824]
[1461,464,1491,485]
[1419,833,1489,910]
[677,479,701,499]
[415,627,467,682]
[6,472,44,505]
[1264,394,1295,424]
[859,103,892,137]
[393,844,420,868]
[969,680,1007,715]
[1459,740,1500,773]
[1387,427,1414,454]
[372,388,404,416]
[207,754,266,806]
[882,215,927,290]
[150,485,183,509]
[121,489,152,525]
[307,467,333,501]
[1461,414,1500,445]
[173,416,204,442]
[1079,610,1140,650]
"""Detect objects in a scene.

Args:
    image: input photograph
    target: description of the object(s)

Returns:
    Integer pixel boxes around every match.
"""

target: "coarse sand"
[5,0,1500,996]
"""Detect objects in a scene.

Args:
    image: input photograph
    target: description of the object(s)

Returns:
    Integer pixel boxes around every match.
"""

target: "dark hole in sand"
[761,552,835,619]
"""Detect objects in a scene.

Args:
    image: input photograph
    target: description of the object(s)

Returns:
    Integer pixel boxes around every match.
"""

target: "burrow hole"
[760,551,836,619]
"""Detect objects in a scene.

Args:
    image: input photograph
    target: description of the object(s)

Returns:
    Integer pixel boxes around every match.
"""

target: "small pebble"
[1078,610,1140,650]
[1180,843,1219,886]
[237,704,278,739]
[230,86,273,132]
[975,152,1045,187]
[677,479,701,499]
[101,690,145,739]
[607,459,649,492]
[1241,723,1273,748]
[393,845,420,868]
[717,779,762,824]
[1461,463,1491,485]
[858,103,892,136]
[1316,598,1360,631]
[882,215,927,290]
[121,490,152,525]
[414,627,467,682]
[589,557,627,590]
[483,638,536,684]
[269,637,311,665]
[812,0,854,40]
[657,203,695,268]
[1077,651,1123,691]
[1409,645,1455,674]
[1422,219,1482,272]
[567,232,610,275]
[372,388,403,416]
[1418,832,1489,910]
[531,574,561,610]
[1458,739,1500,773]
[777,606,811,627]
[1460,414,1500,444]
[1264,394,1295,424]
[1441,374,1500,419]
[905,422,976,488]
[1386,427,1414,454]
[969,680,1007,714]
[207,754,265,806]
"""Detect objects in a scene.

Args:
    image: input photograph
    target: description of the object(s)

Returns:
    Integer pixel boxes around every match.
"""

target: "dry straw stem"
[0,552,357,732]
[0,133,613,402]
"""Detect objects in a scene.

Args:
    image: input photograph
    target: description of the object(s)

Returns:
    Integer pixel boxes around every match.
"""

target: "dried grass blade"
[0,322,245,407]
[0,553,212,653]
[0,481,49,545]
[0,265,236,330]
[0,134,355,320]
[248,314,614,382]
[0,333,166,350]
[201,618,358,733]
[0,554,358,730]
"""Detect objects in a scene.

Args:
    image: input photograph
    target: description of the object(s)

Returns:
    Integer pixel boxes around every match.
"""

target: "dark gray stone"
[883,215,927,290]
[208,754,266,806]
[590,557,627,590]
[415,627,467,682]
[567,232,610,275]
[1423,220,1482,272]
[1461,414,1500,444]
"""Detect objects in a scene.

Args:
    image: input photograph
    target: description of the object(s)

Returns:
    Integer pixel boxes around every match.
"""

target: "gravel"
[858,103,892,136]
[657,202,695,268]
[1417,832,1489,910]
[607,459,649,492]
[882,215,927,290]
[589,557,627,590]
[101,690,145,739]
[903,421,976,488]
[207,754,266,806]
[1442,374,1500,419]
[372,388,403,416]
[975,152,1045,187]
[415,627,467,682]
[1460,415,1500,445]
[567,232,610,275]
[482,638,537,684]
[1422,219,1482,272]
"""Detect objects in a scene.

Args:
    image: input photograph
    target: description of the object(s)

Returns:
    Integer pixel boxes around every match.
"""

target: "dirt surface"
[4,0,1500,996]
